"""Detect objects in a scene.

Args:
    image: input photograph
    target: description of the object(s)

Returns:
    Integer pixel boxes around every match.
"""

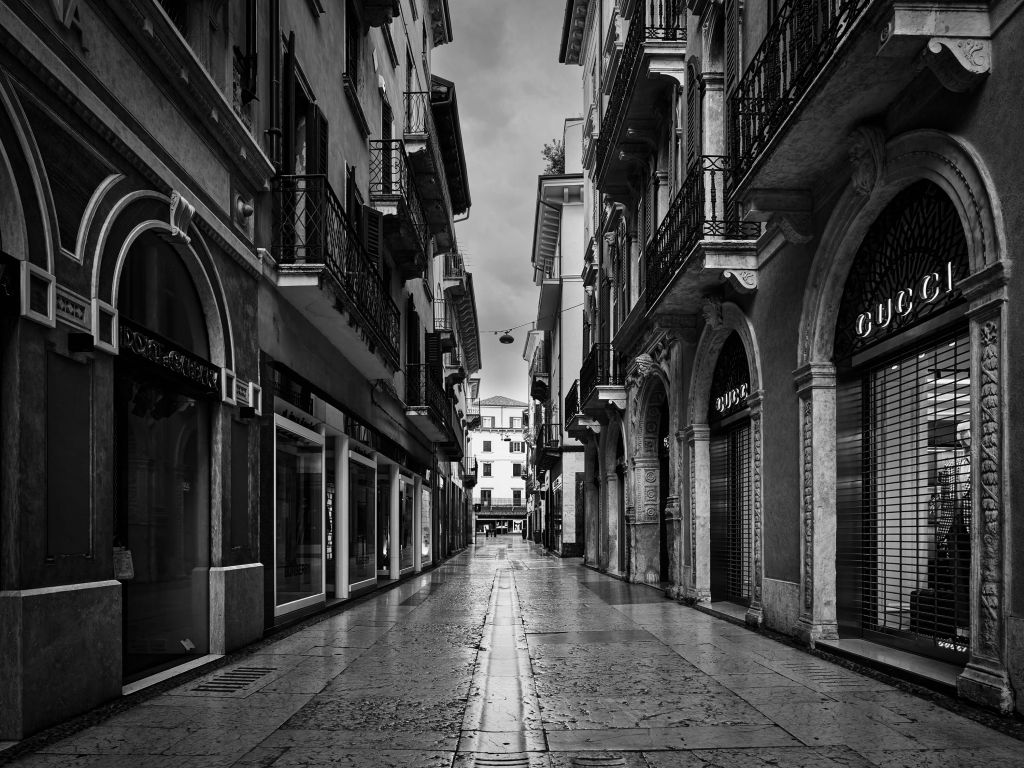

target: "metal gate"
[709,420,752,603]
[837,330,971,661]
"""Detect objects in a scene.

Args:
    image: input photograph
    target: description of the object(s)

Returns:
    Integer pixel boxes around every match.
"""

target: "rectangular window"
[482,462,492,477]
[509,441,524,454]
[482,416,494,428]
[509,417,521,429]
[512,463,523,477]
[482,440,492,452]
[513,490,522,506]
[481,489,492,506]
[348,455,375,585]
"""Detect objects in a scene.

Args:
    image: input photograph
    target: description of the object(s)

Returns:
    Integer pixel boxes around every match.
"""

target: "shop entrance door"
[709,420,752,604]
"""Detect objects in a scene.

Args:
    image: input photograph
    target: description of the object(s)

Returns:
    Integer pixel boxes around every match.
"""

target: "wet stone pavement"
[4,538,1024,767]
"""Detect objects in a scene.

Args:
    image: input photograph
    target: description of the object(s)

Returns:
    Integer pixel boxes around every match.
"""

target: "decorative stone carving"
[701,296,723,329]
[169,191,195,244]
[626,353,656,391]
[924,38,991,93]
[773,213,815,245]
[723,269,758,293]
[978,319,1002,660]
[848,126,886,196]
[752,409,763,605]
[801,397,814,611]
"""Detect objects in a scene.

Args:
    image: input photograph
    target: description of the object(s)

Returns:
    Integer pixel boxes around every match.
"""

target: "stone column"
[957,271,1013,711]
[745,390,764,627]
[684,425,711,603]
[602,471,617,573]
[630,457,661,585]
[793,364,838,645]
[335,435,350,599]
[664,495,683,599]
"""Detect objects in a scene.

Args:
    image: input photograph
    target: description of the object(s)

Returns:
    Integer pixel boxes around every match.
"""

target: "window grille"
[837,330,971,661]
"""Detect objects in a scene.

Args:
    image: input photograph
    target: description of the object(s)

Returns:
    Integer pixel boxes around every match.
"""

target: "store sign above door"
[120,319,220,393]
[854,262,955,340]
[714,383,749,416]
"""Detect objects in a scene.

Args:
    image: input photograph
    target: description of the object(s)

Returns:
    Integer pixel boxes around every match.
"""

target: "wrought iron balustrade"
[369,139,429,250]
[444,249,466,280]
[565,379,582,423]
[406,363,449,425]
[731,0,873,187]
[434,299,454,331]
[580,342,622,404]
[597,0,686,178]
[645,156,759,305]
[271,174,400,362]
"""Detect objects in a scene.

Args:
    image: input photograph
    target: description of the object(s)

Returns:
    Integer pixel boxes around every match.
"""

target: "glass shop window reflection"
[275,424,324,608]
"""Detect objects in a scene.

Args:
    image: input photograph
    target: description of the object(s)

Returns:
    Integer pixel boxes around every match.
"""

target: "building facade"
[469,393,528,535]
[524,120,587,556]
[0,0,479,739]
[560,0,1022,712]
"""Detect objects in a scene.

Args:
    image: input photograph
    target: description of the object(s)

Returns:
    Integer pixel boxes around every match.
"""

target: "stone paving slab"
[544,723,802,751]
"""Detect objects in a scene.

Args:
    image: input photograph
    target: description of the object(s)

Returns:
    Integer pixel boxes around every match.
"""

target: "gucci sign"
[854,261,955,339]
[714,383,749,415]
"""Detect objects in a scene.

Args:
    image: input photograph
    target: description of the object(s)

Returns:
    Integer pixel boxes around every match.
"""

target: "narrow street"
[5,539,1023,768]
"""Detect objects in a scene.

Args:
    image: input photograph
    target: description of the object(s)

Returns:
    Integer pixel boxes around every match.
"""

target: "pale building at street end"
[559,0,1024,713]
[0,0,479,740]
[524,118,587,557]
[469,394,529,535]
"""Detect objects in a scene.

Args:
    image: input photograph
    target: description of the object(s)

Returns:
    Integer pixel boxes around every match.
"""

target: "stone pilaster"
[793,364,838,645]
[683,424,711,603]
[664,495,684,599]
[631,457,661,585]
[957,268,1013,712]
[745,390,765,627]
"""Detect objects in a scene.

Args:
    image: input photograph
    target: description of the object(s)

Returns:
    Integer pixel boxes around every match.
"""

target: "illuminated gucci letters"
[854,261,954,339]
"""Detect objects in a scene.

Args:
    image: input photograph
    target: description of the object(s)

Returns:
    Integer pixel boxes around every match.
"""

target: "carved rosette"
[977,319,1002,660]
[801,397,814,612]
[848,125,886,196]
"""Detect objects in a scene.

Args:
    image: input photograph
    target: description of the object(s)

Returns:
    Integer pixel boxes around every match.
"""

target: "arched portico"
[598,413,628,577]
[797,129,1011,710]
[685,301,763,624]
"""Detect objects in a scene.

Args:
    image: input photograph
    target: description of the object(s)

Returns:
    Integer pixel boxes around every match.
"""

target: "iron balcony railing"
[731,0,873,189]
[369,140,429,251]
[466,397,480,416]
[537,420,561,449]
[580,342,622,404]
[478,497,526,508]
[404,91,454,223]
[565,379,582,423]
[434,299,454,331]
[444,249,466,280]
[271,174,400,363]
[645,155,760,306]
[406,363,450,427]
[597,0,686,178]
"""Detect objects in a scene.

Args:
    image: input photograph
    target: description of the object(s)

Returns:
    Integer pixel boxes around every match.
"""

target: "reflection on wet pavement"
[5,537,1023,767]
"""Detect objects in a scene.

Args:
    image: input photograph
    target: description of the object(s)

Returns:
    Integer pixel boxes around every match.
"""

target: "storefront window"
[399,479,414,570]
[421,486,432,562]
[275,420,324,612]
[349,456,376,584]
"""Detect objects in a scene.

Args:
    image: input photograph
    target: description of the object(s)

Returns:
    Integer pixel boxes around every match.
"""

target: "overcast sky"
[433,1,580,405]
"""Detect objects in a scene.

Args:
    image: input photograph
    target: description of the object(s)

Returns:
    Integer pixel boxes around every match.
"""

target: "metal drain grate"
[473,755,531,767]
[192,666,276,693]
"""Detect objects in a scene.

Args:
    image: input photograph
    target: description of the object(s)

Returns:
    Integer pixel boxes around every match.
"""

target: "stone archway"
[797,129,1011,710]
[628,368,673,586]
[685,300,763,624]
[598,414,628,577]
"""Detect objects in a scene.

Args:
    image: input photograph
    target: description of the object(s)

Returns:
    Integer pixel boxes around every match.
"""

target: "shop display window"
[399,479,414,570]
[421,486,432,563]
[274,418,324,613]
[349,455,376,584]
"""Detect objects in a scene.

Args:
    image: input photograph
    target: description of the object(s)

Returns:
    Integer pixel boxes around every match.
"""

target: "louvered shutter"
[686,62,701,171]
[282,32,296,174]
[362,205,383,263]
[724,0,740,97]
[307,104,328,176]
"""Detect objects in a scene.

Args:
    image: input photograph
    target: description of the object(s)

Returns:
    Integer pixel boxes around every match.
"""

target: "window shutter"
[686,62,701,171]
[724,0,740,98]
[362,204,383,263]
[425,330,442,374]
[282,32,296,174]
[307,104,329,176]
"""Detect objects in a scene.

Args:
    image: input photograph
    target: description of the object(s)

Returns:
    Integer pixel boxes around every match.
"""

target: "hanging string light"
[483,301,585,346]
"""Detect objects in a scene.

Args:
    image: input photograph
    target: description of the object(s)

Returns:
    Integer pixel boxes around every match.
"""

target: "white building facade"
[469,395,529,534]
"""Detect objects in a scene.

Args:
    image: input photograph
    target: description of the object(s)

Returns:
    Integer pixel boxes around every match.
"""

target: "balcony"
[434,299,457,352]
[596,0,686,193]
[461,458,478,489]
[404,91,455,250]
[438,397,464,460]
[360,0,400,26]
[730,0,991,202]
[644,156,760,311]
[271,174,400,375]
[405,363,453,444]
[565,379,599,439]
[579,342,627,419]
[442,249,466,292]
[535,421,563,472]
[475,498,528,518]
[369,140,429,280]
